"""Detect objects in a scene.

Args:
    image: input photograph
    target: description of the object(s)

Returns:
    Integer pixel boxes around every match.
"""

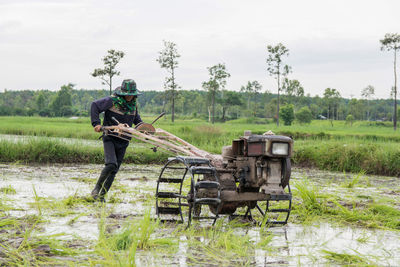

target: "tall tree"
[282,78,304,104]
[91,49,125,95]
[240,81,262,111]
[202,63,230,124]
[361,85,375,120]
[380,33,400,130]
[266,43,291,126]
[157,40,180,122]
[220,91,242,121]
[323,88,341,126]
[36,91,46,111]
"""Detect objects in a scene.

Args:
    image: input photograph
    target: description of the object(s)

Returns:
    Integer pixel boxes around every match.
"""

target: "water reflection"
[0,163,399,265]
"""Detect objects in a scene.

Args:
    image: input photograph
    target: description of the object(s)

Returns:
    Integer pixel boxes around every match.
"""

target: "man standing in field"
[90,79,143,202]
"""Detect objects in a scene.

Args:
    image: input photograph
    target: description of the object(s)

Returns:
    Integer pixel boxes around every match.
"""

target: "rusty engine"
[155,130,293,226]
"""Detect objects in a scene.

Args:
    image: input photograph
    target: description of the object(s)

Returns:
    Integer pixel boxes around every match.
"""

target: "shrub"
[279,104,294,125]
[346,114,354,126]
[296,106,312,124]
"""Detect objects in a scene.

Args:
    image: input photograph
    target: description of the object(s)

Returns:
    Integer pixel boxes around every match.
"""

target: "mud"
[0,163,399,265]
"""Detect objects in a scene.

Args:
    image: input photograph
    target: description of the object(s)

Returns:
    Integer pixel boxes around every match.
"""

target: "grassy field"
[1,116,400,175]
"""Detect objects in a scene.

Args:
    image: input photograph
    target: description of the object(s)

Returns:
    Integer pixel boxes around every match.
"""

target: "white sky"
[0,0,399,99]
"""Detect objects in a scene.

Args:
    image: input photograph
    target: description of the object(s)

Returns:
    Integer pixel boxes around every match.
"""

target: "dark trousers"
[94,136,129,196]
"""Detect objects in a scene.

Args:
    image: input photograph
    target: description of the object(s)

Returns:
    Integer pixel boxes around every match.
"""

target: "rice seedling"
[321,249,374,266]
[341,171,365,188]
[67,212,89,226]
[0,185,16,194]
[292,178,325,219]
[356,232,372,244]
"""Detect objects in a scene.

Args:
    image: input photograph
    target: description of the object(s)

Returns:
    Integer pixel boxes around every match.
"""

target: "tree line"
[0,86,399,126]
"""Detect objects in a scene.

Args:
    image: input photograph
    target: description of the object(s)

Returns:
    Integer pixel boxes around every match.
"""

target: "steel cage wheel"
[155,158,192,224]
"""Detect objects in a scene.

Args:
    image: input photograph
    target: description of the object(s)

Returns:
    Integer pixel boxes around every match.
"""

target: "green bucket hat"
[115,79,142,96]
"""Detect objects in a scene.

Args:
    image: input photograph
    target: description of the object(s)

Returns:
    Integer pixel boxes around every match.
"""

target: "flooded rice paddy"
[0,163,399,266]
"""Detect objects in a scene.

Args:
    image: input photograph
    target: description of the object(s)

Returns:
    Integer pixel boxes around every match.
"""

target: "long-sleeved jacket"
[90,96,142,143]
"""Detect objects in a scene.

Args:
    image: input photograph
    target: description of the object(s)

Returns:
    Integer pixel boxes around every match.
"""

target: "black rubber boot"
[91,164,117,201]
[98,168,118,199]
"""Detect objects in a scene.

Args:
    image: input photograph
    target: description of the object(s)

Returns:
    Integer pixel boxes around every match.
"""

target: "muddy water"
[0,163,399,265]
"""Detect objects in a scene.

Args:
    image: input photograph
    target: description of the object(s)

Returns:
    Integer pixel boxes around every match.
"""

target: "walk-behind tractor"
[102,116,293,226]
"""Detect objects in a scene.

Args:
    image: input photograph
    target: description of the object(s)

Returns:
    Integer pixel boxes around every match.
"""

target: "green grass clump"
[0,185,16,194]
[0,213,80,266]
[340,171,365,188]
[92,209,177,266]
[293,179,325,220]
[295,141,400,176]
[292,177,400,230]
[321,249,374,266]
[0,138,170,164]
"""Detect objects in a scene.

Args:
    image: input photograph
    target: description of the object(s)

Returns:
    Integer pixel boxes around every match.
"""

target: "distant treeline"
[0,85,399,122]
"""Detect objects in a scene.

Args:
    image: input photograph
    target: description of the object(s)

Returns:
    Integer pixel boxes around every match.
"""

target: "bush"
[39,108,53,117]
[346,114,354,126]
[279,104,294,125]
[296,106,312,124]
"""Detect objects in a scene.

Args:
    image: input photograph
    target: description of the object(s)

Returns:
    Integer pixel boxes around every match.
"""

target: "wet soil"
[0,163,399,265]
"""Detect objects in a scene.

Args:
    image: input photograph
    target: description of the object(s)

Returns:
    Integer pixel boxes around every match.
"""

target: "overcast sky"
[1,0,399,99]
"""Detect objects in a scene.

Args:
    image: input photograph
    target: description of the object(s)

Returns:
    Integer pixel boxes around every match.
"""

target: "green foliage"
[346,114,355,126]
[282,78,304,103]
[322,249,370,265]
[295,140,400,176]
[0,87,398,122]
[36,91,45,111]
[92,49,125,94]
[279,104,294,125]
[340,171,365,188]
[0,138,169,164]
[295,106,312,124]
[220,90,242,120]
[202,63,231,124]
[294,179,324,215]
[156,40,181,122]
[323,88,341,122]
[50,84,74,117]
[240,80,262,111]
[0,185,16,194]
[266,43,291,126]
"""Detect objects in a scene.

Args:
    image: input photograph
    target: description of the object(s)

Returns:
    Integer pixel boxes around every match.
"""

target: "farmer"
[90,79,142,202]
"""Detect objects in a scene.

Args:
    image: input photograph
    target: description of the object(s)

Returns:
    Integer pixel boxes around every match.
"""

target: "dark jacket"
[90,96,142,143]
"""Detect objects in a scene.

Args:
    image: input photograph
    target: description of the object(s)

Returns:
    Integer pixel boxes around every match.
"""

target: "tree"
[50,83,74,117]
[240,81,262,110]
[36,91,46,111]
[220,91,242,121]
[266,43,291,126]
[279,104,294,126]
[157,40,180,122]
[295,106,312,124]
[380,33,400,130]
[346,114,354,126]
[91,49,125,95]
[361,85,375,120]
[202,63,230,124]
[282,78,304,104]
[323,88,341,126]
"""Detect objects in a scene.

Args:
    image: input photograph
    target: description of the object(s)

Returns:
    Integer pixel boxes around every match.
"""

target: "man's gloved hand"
[94,125,102,132]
